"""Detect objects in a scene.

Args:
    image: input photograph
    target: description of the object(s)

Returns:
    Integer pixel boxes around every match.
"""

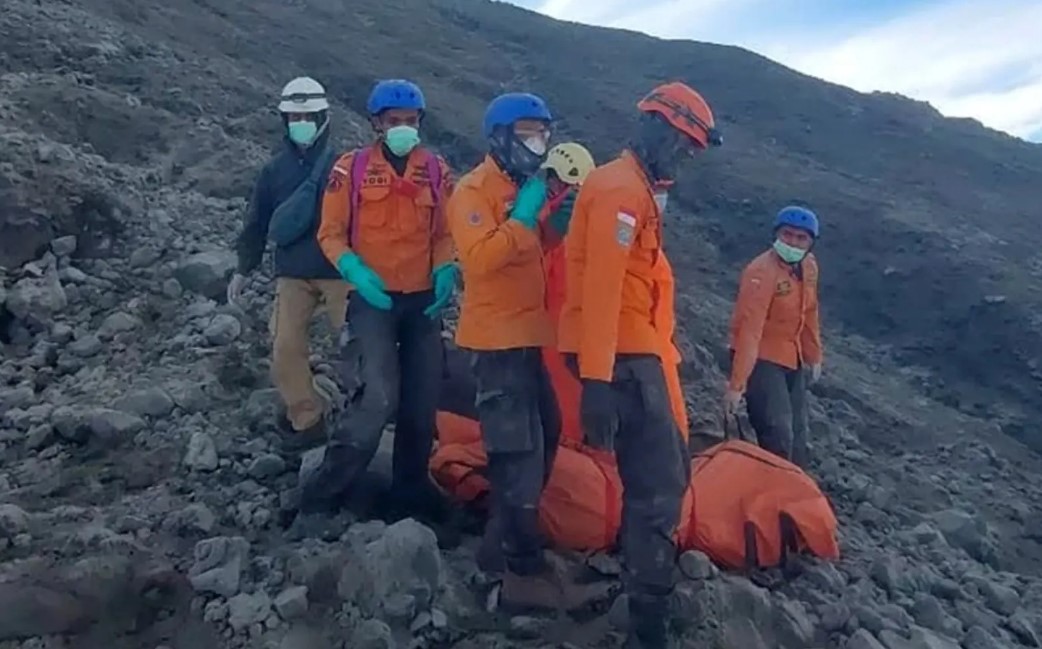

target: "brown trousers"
[269,278,349,430]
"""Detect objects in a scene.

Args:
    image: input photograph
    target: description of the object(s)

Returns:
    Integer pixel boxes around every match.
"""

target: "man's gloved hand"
[336,252,393,310]
[509,174,548,230]
[580,379,617,450]
[809,363,823,384]
[547,190,577,237]
[226,272,247,305]
[423,262,459,319]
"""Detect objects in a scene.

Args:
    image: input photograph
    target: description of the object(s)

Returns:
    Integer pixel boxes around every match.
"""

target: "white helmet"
[278,76,329,113]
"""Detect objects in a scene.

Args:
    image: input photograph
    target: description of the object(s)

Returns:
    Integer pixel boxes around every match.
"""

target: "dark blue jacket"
[235,129,340,279]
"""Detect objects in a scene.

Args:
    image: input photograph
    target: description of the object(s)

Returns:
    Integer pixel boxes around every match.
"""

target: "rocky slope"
[2,0,1042,648]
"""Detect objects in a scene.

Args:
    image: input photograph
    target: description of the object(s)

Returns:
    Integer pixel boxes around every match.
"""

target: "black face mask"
[632,113,692,182]
[489,127,547,182]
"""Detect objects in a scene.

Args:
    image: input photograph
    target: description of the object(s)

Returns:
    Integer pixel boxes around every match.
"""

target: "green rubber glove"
[509,174,548,230]
[336,252,392,310]
[547,191,577,237]
[423,262,459,319]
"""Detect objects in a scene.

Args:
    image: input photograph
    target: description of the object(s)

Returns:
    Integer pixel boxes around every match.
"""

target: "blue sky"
[507,0,1042,142]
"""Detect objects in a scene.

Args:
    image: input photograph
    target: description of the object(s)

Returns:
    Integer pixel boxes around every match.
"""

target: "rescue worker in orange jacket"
[298,79,457,520]
[559,81,722,649]
[448,94,594,611]
[725,206,823,468]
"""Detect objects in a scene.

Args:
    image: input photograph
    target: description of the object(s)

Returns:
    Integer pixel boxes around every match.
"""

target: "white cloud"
[758,0,1042,137]
[524,0,1042,140]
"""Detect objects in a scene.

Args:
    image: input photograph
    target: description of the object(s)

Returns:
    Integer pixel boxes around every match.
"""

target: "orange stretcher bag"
[677,440,840,569]
[429,412,489,505]
[429,410,622,552]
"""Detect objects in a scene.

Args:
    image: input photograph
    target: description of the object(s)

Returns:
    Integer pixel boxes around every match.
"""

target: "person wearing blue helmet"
[445,92,599,611]
[725,205,824,468]
[298,79,457,525]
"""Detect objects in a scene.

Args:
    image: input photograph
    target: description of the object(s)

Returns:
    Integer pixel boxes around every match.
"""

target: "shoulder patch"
[326,167,347,192]
[615,212,637,247]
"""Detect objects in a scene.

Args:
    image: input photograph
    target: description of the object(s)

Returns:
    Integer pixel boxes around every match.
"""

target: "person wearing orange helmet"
[559,81,721,649]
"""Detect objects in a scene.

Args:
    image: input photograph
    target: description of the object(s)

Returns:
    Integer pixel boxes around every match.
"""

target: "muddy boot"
[500,568,568,614]
[625,595,671,649]
[500,556,612,615]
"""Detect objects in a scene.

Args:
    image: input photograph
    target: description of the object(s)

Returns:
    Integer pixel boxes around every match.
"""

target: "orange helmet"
[637,82,722,149]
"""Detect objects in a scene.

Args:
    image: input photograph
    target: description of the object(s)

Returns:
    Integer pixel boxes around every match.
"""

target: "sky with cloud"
[506,0,1042,142]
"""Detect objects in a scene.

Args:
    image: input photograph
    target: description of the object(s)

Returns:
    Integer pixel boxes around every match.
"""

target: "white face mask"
[522,135,548,156]
[654,190,669,214]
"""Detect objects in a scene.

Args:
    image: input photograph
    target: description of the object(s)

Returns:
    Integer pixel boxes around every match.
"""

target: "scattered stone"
[981,581,1019,616]
[0,504,31,539]
[337,519,443,617]
[931,510,997,566]
[846,629,887,649]
[381,593,416,623]
[188,536,249,597]
[115,387,175,418]
[97,311,141,339]
[273,586,308,620]
[204,314,241,346]
[678,550,717,580]
[351,619,395,649]
[68,334,103,358]
[248,453,286,480]
[175,251,237,300]
[51,235,77,257]
[962,626,1005,649]
[6,273,67,321]
[227,591,272,632]
[184,431,219,471]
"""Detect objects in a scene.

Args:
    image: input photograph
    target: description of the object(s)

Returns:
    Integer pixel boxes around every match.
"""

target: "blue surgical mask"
[287,121,317,146]
[385,125,421,157]
[773,239,807,264]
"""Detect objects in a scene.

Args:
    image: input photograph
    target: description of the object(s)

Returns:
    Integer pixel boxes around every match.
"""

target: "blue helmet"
[366,79,426,115]
[774,205,819,238]
[482,93,552,139]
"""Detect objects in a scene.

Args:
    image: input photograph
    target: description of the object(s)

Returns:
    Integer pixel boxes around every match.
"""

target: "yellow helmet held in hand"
[541,142,595,185]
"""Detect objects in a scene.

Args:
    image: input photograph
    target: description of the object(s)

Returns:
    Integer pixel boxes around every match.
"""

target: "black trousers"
[299,290,442,513]
[471,348,561,576]
[745,359,809,468]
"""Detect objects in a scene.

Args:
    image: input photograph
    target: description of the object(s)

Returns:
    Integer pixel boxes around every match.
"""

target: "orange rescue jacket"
[558,151,667,382]
[317,143,454,293]
[448,156,553,350]
[728,249,823,392]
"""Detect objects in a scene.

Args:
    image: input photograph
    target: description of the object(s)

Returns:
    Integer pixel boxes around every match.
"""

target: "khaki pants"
[269,278,350,431]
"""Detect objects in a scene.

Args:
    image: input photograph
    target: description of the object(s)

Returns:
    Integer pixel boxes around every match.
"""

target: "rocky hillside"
[2,0,1042,648]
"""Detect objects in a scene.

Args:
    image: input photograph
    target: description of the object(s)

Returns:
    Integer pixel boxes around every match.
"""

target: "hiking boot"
[500,568,567,614]
[500,556,612,614]
[625,594,671,649]
[278,417,328,454]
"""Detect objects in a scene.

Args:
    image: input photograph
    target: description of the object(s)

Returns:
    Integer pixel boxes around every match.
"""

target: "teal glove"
[547,191,577,237]
[509,174,548,230]
[423,262,459,319]
[336,252,392,310]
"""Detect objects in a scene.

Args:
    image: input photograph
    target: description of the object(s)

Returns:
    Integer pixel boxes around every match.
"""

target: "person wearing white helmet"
[228,76,344,452]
